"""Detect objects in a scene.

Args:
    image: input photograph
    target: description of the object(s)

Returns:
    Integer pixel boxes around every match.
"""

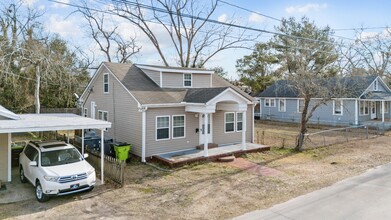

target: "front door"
[199,114,213,145]
[371,101,377,119]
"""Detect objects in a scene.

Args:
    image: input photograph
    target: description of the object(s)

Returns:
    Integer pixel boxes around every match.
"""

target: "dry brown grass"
[1,125,391,220]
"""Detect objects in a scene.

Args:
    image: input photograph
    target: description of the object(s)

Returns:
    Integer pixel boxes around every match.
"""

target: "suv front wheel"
[35,180,49,202]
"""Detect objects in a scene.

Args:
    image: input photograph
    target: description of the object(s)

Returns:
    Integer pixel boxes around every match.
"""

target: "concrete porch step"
[217,155,236,162]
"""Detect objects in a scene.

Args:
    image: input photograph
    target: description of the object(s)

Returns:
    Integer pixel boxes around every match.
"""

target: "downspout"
[139,106,148,163]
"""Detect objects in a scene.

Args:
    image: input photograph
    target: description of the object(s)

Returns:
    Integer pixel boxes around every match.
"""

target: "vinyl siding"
[83,66,142,155]
[142,69,161,87]
[145,107,199,157]
[213,104,252,145]
[260,98,358,126]
[162,72,212,88]
[162,72,182,88]
[193,74,211,88]
[0,133,9,182]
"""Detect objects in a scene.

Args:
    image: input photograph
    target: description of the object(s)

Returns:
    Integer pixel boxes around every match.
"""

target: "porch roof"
[361,91,391,100]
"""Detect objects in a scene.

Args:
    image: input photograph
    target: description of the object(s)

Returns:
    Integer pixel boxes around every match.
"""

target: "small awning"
[0,113,111,133]
[361,91,391,100]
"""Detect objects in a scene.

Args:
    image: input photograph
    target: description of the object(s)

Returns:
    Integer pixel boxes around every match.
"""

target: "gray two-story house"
[80,62,257,162]
[255,76,391,126]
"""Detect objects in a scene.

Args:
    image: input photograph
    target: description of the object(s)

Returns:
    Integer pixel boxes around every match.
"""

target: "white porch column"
[251,104,255,143]
[382,100,385,123]
[355,100,358,125]
[242,111,247,150]
[81,129,85,156]
[7,133,11,182]
[100,129,104,184]
[141,109,147,163]
[203,113,209,157]
[67,130,70,143]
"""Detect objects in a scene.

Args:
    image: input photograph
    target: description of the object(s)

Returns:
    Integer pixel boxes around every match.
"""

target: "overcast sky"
[21,0,391,79]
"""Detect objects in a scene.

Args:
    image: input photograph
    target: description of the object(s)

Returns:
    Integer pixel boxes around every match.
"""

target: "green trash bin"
[113,143,131,161]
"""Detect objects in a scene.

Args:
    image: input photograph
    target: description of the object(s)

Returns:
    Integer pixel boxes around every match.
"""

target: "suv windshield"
[41,148,83,167]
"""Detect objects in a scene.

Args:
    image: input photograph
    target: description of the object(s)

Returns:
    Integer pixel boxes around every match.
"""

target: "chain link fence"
[255,122,382,149]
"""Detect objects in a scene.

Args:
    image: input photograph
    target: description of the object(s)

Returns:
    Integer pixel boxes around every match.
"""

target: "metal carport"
[0,109,111,185]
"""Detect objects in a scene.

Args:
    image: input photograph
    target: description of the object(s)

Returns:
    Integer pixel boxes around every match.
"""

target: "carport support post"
[203,113,209,157]
[67,130,70,143]
[100,129,104,184]
[81,129,85,156]
[242,111,247,150]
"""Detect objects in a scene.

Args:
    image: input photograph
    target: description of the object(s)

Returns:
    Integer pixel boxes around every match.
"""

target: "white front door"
[91,101,96,119]
[371,101,376,119]
[199,114,213,145]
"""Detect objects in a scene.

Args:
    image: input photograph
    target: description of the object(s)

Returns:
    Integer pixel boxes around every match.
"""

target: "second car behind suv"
[19,140,96,202]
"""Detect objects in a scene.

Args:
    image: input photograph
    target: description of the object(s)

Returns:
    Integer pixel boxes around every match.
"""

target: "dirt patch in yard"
[2,129,391,219]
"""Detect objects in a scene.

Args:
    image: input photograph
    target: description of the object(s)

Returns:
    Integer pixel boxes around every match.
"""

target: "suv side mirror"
[29,161,37,166]
[83,153,89,159]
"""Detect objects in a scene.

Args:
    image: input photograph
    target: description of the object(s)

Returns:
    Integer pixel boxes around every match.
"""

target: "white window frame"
[224,112,235,133]
[98,110,108,121]
[103,73,109,94]
[359,101,369,116]
[333,99,343,116]
[98,110,108,131]
[83,108,88,117]
[172,115,186,139]
[264,98,276,107]
[380,101,389,114]
[278,99,286,112]
[183,73,192,87]
[297,99,305,113]
[236,112,243,132]
[156,116,170,141]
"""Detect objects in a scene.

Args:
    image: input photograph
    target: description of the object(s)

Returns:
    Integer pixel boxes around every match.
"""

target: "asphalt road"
[233,163,391,220]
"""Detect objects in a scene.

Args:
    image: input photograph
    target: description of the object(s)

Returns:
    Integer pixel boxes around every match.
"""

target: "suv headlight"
[44,175,59,182]
[87,168,95,176]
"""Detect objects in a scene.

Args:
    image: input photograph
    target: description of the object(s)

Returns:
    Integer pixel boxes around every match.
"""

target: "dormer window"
[103,73,109,93]
[184,73,192,87]
[374,79,378,91]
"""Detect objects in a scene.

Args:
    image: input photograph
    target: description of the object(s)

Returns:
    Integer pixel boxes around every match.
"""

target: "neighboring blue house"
[255,76,391,126]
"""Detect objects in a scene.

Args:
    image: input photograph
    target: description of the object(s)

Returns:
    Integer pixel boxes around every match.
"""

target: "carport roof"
[0,113,111,133]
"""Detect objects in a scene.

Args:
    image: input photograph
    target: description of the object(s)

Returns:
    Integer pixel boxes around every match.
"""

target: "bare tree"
[93,0,256,67]
[77,0,141,63]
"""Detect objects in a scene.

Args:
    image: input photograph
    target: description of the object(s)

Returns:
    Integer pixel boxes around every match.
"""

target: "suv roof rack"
[30,140,68,149]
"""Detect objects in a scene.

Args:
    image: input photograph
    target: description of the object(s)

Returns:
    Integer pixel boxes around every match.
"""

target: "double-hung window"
[103,73,109,93]
[298,99,305,113]
[380,101,389,114]
[184,73,192,87]
[225,112,235,132]
[172,115,185,138]
[360,101,369,115]
[264,98,275,107]
[278,99,286,112]
[98,110,108,121]
[333,100,343,115]
[156,116,170,140]
[236,112,243,131]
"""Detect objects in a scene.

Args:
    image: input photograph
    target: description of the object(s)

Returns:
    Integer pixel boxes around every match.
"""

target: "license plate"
[70,184,79,189]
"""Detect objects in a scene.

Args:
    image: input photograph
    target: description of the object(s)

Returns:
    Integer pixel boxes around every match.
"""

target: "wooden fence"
[85,149,125,186]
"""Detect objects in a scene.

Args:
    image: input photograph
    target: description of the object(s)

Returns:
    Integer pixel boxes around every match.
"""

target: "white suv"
[19,141,96,202]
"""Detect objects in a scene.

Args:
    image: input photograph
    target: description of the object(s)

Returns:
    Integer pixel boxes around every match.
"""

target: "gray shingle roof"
[256,76,379,99]
[184,87,229,103]
[103,62,254,105]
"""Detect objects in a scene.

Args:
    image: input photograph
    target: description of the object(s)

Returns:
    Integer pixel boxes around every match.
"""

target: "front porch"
[152,143,270,168]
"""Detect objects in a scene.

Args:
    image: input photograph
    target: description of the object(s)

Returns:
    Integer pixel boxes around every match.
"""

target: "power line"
[49,0,345,47]
[217,0,281,22]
